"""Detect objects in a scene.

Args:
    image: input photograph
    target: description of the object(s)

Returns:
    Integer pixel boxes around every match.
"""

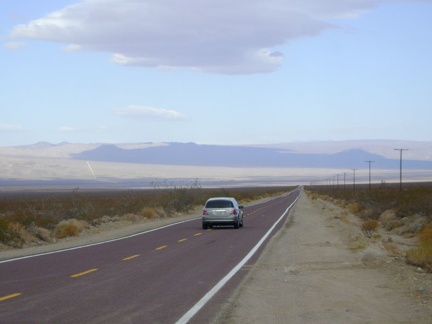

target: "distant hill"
[1,140,431,187]
[72,142,432,170]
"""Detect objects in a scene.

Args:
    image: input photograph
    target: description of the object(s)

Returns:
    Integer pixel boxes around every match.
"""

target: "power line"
[365,160,375,190]
[394,148,408,192]
[351,168,357,191]
[343,172,346,189]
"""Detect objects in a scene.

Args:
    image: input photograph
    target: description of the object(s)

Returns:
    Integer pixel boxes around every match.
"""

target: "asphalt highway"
[0,188,300,323]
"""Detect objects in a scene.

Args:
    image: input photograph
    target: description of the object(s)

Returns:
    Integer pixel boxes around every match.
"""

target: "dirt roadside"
[1,192,432,323]
[214,192,432,323]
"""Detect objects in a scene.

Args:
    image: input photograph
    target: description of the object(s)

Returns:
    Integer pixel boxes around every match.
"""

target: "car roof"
[206,197,236,201]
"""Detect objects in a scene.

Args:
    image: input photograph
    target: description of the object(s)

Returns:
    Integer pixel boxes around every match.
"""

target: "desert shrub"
[121,213,141,222]
[10,222,31,242]
[29,225,53,243]
[155,207,167,218]
[382,242,401,256]
[419,224,432,243]
[358,208,380,221]
[361,219,379,238]
[0,218,9,243]
[141,207,156,219]
[0,219,25,247]
[306,191,330,201]
[397,187,432,217]
[308,184,432,221]
[348,203,362,215]
[339,210,349,219]
[160,187,198,214]
[378,210,396,226]
[406,241,432,271]
[405,225,432,271]
[55,219,88,239]
[4,222,30,247]
[384,220,403,231]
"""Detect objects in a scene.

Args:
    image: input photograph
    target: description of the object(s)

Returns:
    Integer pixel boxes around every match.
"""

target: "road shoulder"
[215,191,432,323]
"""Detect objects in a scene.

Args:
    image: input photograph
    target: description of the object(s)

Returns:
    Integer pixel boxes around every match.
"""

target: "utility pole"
[343,172,346,189]
[352,168,357,191]
[365,160,375,190]
[394,148,408,192]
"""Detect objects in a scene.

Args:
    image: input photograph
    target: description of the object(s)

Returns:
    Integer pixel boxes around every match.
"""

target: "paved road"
[0,188,300,323]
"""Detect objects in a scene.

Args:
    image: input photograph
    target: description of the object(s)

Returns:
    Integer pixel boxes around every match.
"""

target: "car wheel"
[202,223,208,230]
[240,218,244,228]
[234,219,239,229]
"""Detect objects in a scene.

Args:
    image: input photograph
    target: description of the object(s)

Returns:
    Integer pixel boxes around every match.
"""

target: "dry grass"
[348,203,362,215]
[29,225,53,243]
[141,207,156,219]
[7,222,31,247]
[361,219,379,238]
[55,219,88,239]
[419,224,432,243]
[382,242,401,256]
[406,225,432,271]
[121,213,142,223]
[348,235,368,251]
[338,210,349,221]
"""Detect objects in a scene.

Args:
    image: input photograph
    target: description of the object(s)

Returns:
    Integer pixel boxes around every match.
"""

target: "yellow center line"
[194,233,202,236]
[70,268,98,278]
[123,254,140,261]
[0,293,22,302]
[155,245,167,251]
[178,238,187,242]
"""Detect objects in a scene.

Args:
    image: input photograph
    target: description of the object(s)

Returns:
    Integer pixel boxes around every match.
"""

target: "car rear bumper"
[202,216,238,226]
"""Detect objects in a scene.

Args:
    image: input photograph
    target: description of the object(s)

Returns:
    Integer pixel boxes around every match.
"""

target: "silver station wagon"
[202,197,244,229]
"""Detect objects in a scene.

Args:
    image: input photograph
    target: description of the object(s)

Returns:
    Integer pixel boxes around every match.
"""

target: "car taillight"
[231,209,238,215]
[203,210,208,215]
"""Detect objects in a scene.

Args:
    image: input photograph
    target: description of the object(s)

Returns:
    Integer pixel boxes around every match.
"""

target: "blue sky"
[1,0,431,146]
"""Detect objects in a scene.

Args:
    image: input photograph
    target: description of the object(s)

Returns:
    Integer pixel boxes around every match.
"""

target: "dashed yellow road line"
[178,238,187,242]
[155,245,167,251]
[194,233,202,236]
[0,293,22,302]
[123,254,140,261]
[70,268,98,278]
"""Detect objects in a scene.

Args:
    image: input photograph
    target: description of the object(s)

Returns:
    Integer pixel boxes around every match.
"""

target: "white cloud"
[4,41,26,50]
[8,0,411,74]
[0,123,24,131]
[62,44,82,52]
[115,105,187,121]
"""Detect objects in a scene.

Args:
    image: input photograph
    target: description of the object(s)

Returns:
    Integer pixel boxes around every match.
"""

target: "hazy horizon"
[1,140,431,187]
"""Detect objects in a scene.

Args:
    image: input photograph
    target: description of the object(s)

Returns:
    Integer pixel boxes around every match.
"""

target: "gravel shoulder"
[215,192,432,323]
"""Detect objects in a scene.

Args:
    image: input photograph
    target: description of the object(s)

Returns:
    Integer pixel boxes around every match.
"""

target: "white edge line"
[175,194,300,324]
[0,217,201,264]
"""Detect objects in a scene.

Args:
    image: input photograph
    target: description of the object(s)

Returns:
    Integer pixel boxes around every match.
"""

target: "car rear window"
[205,200,234,208]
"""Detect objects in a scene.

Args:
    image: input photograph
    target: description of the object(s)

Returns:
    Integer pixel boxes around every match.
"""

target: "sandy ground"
[215,192,432,323]
[2,192,432,323]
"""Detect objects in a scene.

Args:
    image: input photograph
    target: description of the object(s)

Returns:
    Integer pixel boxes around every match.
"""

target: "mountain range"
[72,142,432,169]
[1,140,431,187]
